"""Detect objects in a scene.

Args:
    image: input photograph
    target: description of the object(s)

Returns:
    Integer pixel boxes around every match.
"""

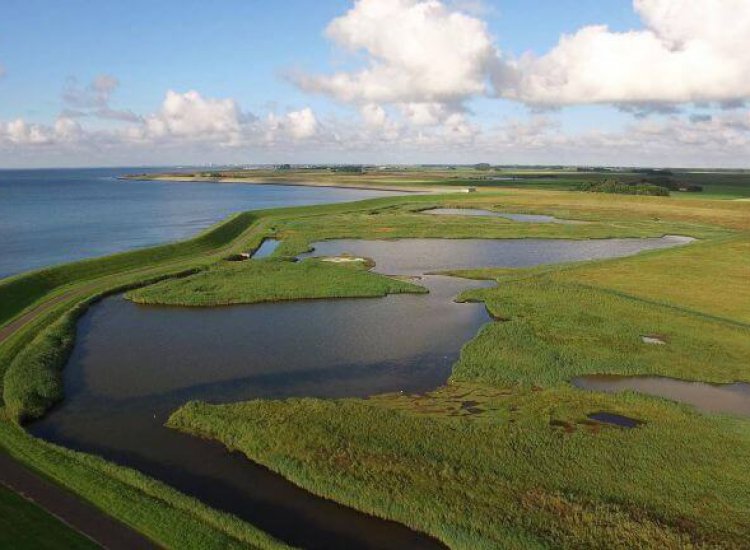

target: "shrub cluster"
[576,179,670,196]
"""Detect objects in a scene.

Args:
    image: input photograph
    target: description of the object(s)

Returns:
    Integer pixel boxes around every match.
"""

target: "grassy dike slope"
[1,189,747,547]
[0,483,98,550]
[167,199,750,547]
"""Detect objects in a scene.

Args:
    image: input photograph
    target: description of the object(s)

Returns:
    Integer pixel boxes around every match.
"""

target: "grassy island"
[127,257,426,307]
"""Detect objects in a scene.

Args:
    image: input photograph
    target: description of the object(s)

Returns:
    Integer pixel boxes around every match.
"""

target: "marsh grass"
[169,385,750,548]
[126,257,426,307]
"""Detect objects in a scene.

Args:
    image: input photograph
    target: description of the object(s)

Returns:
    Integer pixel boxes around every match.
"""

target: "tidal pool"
[424,208,583,224]
[573,375,750,417]
[299,236,693,275]
[252,238,280,259]
[587,412,643,429]
[32,235,694,549]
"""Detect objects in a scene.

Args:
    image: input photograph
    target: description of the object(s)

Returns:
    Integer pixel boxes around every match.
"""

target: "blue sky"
[1,0,748,167]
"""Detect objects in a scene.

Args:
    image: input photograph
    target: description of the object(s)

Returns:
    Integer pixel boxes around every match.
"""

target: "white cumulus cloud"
[500,0,750,106]
[295,0,499,105]
[139,90,246,143]
[0,117,82,146]
[285,107,318,139]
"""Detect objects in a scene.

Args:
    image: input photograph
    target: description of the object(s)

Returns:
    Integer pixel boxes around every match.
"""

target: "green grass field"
[0,484,98,550]
[127,257,426,307]
[1,184,749,548]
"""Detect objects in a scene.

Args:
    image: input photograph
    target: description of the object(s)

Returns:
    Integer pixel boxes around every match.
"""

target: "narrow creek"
[423,207,584,223]
[573,375,750,417]
[30,235,692,549]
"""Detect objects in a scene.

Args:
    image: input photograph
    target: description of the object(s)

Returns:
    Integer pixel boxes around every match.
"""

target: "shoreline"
[118,174,462,194]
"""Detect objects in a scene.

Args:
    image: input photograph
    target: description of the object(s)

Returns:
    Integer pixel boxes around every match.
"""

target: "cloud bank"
[504,0,750,106]
[297,0,750,110]
[3,0,750,167]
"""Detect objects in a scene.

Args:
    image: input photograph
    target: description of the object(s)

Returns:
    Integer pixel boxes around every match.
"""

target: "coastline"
[118,175,461,194]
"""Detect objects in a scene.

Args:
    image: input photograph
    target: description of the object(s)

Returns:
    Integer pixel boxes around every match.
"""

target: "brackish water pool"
[31,235,694,549]
[574,375,750,417]
[424,208,583,224]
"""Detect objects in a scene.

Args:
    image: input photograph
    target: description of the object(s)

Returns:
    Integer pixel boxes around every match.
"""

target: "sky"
[1,0,750,168]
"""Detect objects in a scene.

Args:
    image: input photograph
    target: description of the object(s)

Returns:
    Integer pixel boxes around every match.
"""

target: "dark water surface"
[574,375,750,417]
[587,412,643,429]
[0,168,396,278]
[31,237,694,548]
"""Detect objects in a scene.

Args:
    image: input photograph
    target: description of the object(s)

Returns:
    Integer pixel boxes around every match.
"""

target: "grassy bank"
[0,211,260,328]
[0,423,289,549]
[127,257,426,307]
[0,484,98,550]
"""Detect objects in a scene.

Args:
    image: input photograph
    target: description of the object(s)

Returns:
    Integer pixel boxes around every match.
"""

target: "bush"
[576,179,670,196]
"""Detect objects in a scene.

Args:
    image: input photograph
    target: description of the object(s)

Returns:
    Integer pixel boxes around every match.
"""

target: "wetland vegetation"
[127,256,426,307]
[1,180,749,548]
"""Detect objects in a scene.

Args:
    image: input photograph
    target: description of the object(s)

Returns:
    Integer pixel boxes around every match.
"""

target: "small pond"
[424,208,584,224]
[573,375,750,417]
[299,236,693,275]
[253,238,281,259]
[587,411,643,429]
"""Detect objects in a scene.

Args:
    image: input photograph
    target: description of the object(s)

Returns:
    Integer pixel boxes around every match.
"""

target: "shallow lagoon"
[32,235,695,549]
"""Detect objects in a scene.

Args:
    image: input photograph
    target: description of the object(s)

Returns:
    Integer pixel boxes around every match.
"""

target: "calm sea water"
[0,168,397,279]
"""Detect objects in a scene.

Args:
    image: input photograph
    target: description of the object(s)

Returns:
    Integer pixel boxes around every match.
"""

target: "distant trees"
[332,165,364,173]
[576,179,670,196]
[474,163,492,170]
